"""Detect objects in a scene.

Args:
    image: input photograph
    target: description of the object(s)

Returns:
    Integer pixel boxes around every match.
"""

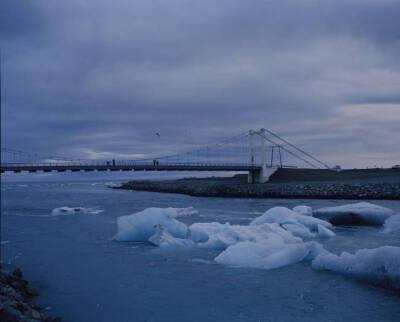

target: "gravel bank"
[118,169,400,199]
[0,266,60,322]
[119,180,400,199]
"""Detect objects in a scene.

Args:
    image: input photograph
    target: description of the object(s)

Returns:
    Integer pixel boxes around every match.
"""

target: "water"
[2,180,400,322]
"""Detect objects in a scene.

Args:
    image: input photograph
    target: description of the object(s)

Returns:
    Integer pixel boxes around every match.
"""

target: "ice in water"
[113,201,400,291]
[313,202,395,225]
[312,246,400,290]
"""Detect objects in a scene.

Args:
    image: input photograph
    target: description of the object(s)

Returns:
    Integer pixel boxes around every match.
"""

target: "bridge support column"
[248,166,278,184]
[248,130,255,183]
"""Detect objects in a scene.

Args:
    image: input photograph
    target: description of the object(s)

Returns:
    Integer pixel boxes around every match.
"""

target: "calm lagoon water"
[2,180,400,322]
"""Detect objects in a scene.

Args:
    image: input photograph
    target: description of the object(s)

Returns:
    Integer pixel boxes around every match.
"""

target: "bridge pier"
[248,166,278,183]
[248,128,278,183]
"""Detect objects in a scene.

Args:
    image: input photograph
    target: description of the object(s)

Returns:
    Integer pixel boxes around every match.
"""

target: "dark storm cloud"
[1,0,400,168]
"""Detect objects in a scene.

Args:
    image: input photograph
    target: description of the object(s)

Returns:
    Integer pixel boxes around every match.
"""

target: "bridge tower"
[248,128,278,183]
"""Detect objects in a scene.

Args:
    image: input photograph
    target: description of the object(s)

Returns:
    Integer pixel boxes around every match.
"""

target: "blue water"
[2,180,400,322]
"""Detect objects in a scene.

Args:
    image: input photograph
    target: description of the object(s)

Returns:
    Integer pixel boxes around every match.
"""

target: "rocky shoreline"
[0,266,60,322]
[118,179,400,200]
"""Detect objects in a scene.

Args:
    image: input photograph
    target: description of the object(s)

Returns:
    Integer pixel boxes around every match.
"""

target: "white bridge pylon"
[248,129,278,183]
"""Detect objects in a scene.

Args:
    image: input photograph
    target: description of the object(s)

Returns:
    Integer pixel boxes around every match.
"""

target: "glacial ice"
[317,224,336,239]
[114,205,337,270]
[113,208,189,242]
[382,214,400,234]
[313,202,394,225]
[149,225,195,248]
[293,205,313,217]
[282,223,315,239]
[51,206,103,216]
[189,222,301,248]
[215,241,325,270]
[250,207,332,231]
[312,246,400,290]
[250,207,298,226]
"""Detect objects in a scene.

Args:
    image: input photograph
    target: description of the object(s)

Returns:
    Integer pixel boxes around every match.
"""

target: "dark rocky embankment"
[0,266,60,322]
[118,168,400,199]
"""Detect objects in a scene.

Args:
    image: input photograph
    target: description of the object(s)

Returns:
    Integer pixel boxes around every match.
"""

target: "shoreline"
[118,169,400,200]
[118,180,400,200]
[0,265,60,321]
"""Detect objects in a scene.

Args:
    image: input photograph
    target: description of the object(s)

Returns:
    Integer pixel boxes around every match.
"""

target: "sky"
[1,0,400,169]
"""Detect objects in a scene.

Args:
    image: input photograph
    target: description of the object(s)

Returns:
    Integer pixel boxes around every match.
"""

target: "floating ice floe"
[215,241,325,270]
[250,207,332,231]
[382,214,400,234]
[114,205,337,271]
[313,202,395,225]
[51,206,104,216]
[149,225,195,248]
[189,222,301,248]
[113,207,189,242]
[317,224,336,239]
[293,205,313,217]
[312,246,400,290]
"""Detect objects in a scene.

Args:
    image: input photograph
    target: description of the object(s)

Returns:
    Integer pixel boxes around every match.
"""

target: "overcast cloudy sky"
[1,0,399,168]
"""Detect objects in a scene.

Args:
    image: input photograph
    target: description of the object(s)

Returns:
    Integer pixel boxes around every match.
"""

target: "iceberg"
[317,224,335,239]
[189,222,301,248]
[250,207,332,232]
[149,225,195,248]
[293,205,313,217]
[382,214,400,234]
[113,208,189,242]
[215,241,324,270]
[313,202,394,225]
[250,207,299,226]
[312,246,400,290]
[282,223,316,239]
[114,205,334,271]
[51,206,103,216]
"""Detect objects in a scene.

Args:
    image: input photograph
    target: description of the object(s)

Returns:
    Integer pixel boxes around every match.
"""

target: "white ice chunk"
[149,225,195,248]
[113,208,189,242]
[250,207,299,226]
[51,206,103,216]
[52,207,79,216]
[163,207,198,218]
[293,205,313,217]
[250,206,332,232]
[382,214,400,234]
[312,246,400,290]
[282,223,315,239]
[215,241,316,270]
[313,202,395,225]
[304,242,328,261]
[295,214,333,231]
[189,221,301,249]
[317,224,335,239]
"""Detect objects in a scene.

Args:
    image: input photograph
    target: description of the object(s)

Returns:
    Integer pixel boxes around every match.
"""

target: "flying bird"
[155,132,160,137]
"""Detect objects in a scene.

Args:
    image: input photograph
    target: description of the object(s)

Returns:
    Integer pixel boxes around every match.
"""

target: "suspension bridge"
[1,129,330,183]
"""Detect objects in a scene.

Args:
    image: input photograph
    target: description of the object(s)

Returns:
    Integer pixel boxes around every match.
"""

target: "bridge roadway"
[0,162,261,173]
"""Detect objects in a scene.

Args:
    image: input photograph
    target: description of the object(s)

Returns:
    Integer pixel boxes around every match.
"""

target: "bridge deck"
[1,163,261,173]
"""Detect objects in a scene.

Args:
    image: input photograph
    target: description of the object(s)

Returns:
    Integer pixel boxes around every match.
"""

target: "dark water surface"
[2,180,400,322]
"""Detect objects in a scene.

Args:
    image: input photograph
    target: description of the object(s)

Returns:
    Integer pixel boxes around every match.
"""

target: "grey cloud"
[1,0,400,168]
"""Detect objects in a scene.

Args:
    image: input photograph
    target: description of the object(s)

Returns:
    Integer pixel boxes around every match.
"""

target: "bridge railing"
[0,161,261,168]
